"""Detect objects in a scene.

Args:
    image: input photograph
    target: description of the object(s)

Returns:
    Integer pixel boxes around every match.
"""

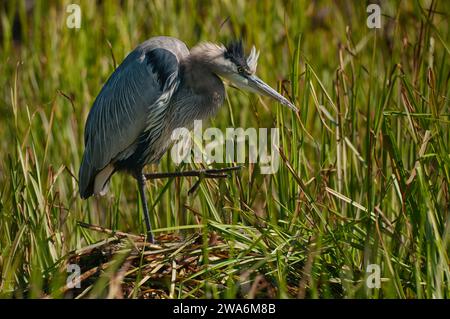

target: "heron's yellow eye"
[237,66,244,74]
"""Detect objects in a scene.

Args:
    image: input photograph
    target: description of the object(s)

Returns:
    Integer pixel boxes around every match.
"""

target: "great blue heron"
[79,36,297,243]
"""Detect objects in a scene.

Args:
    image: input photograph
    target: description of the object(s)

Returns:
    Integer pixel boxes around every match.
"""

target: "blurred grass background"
[0,0,449,298]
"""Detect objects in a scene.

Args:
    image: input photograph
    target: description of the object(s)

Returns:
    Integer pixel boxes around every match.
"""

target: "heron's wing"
[79,37,189,198]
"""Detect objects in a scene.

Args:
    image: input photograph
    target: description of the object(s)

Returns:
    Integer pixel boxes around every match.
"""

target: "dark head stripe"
[224,39,247,67]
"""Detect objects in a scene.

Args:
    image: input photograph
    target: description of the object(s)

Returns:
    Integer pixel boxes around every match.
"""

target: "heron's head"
[191,40,297,111]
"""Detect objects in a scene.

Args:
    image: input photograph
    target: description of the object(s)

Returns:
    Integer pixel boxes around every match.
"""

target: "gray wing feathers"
[79,36,189,198]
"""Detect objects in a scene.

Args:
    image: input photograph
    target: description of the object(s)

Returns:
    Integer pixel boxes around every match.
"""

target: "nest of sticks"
[61,222,237,298]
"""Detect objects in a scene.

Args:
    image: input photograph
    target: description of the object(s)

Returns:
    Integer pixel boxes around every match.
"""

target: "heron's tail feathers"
[79,153,115,199]
[93,164,115,196]
[79,154,93,199]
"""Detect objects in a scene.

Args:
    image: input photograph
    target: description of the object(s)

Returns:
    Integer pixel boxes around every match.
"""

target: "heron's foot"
[146,230,156,244]
[143,166,242,194]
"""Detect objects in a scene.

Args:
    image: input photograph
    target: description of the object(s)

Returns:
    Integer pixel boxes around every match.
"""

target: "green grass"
[0,0,449,298]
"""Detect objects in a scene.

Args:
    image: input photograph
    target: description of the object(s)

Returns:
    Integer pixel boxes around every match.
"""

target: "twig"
[77,221,144,241]
[61,262,111,295]
[71,236,122,257]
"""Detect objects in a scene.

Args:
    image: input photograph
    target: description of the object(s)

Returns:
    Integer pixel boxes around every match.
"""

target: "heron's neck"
[180,57,224,95]
[170,57,225,124]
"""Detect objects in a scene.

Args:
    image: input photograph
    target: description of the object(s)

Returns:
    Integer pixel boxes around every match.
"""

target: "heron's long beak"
[247,75,298,112]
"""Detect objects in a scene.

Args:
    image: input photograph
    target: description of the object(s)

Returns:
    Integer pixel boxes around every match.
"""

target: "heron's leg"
[144,166,242,180]
[144,166,242,195]
[136,172,155,243]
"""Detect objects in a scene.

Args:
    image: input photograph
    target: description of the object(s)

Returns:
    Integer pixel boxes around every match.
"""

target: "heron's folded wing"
[79,39,188,197]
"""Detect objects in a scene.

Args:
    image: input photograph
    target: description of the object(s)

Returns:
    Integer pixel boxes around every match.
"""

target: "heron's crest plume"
[225,39,259,74]
[224,40,245,65]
